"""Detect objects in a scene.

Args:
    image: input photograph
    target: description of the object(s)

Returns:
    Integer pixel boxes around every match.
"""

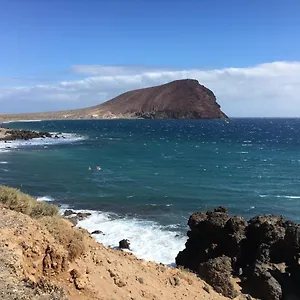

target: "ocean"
[1,119,300,264]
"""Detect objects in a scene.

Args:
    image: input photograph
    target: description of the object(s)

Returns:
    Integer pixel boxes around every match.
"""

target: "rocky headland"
[0,79,227,122]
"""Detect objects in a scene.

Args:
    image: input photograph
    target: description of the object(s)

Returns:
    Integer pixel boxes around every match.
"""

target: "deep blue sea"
[1,119,300,264]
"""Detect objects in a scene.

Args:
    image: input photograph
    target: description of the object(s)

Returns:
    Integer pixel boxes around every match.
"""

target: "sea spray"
[75,210,187,265]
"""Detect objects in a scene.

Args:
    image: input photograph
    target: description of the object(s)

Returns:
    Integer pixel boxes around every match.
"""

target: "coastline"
[0,186,230,300]
[2,119,300,299]
[2,185,300,299]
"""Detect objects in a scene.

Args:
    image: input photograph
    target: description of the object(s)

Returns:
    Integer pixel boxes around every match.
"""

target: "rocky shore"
[176,206,300,300]
[1,185,300,299]
[0,127,54,141]
[0,186,229,300]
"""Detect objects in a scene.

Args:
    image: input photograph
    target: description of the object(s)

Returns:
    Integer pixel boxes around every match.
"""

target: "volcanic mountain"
[0,79,227,121]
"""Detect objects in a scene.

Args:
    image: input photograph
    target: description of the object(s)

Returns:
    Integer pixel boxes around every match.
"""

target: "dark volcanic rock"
[76,212,92,221]
[0,129,52,141]
[91,230,103,235]
[176,206,300,299]
[198,256,238,298]
[67,216,78,226]
[63,210,76,217]
[245,264,282,300]
[99,79,227,119]
[176,207,230,272]
[242,215,287,266]
[285,223,300,251]
[119,239,130,250]
[224,216,247,262]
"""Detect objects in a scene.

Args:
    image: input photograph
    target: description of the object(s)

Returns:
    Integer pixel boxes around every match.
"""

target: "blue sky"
[1,0,300,116]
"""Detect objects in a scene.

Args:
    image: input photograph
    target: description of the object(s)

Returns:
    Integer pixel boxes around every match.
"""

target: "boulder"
[176,207,230,272]
[241,215,287,267]
[247,215,286,245]
[63,210,76,217]
[285,223,300,252]
[244,264,282,300]
[198,256,238,298]
[225,216,248,235]
[67,217,78,226]
[119,239,130,250]
[76,212,92,221]
[91,230,103,235]
[224,216,247,261]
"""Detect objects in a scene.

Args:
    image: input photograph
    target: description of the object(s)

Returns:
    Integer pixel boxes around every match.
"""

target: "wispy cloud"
[1,61,300,116]
[71,65,174,76]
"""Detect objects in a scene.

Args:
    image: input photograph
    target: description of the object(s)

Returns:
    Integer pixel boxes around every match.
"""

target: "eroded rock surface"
[176,207,300,300]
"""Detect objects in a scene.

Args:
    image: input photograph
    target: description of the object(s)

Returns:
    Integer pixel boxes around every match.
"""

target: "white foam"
[70,209,186,265]
[0,161,8,164]
[259,194,300,199]
[0,132,85,151]
[2,119,42,124]
[37,196,54,202]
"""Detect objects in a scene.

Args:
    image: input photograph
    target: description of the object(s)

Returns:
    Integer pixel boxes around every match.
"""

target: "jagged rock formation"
[0,79,227,121]
[0,128,52,141]
[176,207,300,300]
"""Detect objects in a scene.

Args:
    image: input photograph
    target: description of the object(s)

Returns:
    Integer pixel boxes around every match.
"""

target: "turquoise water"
[1,119,300,263]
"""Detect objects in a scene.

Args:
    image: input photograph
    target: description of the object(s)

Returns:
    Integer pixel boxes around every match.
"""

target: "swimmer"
[96,166,101,171]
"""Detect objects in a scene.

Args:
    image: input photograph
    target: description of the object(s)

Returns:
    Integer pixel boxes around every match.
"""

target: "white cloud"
[1,61,300,116]
[71,65,172,76]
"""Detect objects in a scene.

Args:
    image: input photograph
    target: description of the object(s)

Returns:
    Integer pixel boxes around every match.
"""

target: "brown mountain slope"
[0,79,227,122]
[96,79,227,119]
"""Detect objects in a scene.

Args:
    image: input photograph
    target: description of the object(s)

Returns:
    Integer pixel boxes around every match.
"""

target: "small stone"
[203,285,210,293]
[137,277,144,284]
[21,242,30,250]
[159,266,166,272]
[91,230,103,235]
[114,277,126,287]
[70,269,81,279]
[74,276,88,290]
[108,269,116,278]
[169,276,180,286]
[31,246,40,254]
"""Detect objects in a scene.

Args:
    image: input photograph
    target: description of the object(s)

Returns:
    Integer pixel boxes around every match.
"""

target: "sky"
[0,0,300,117]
